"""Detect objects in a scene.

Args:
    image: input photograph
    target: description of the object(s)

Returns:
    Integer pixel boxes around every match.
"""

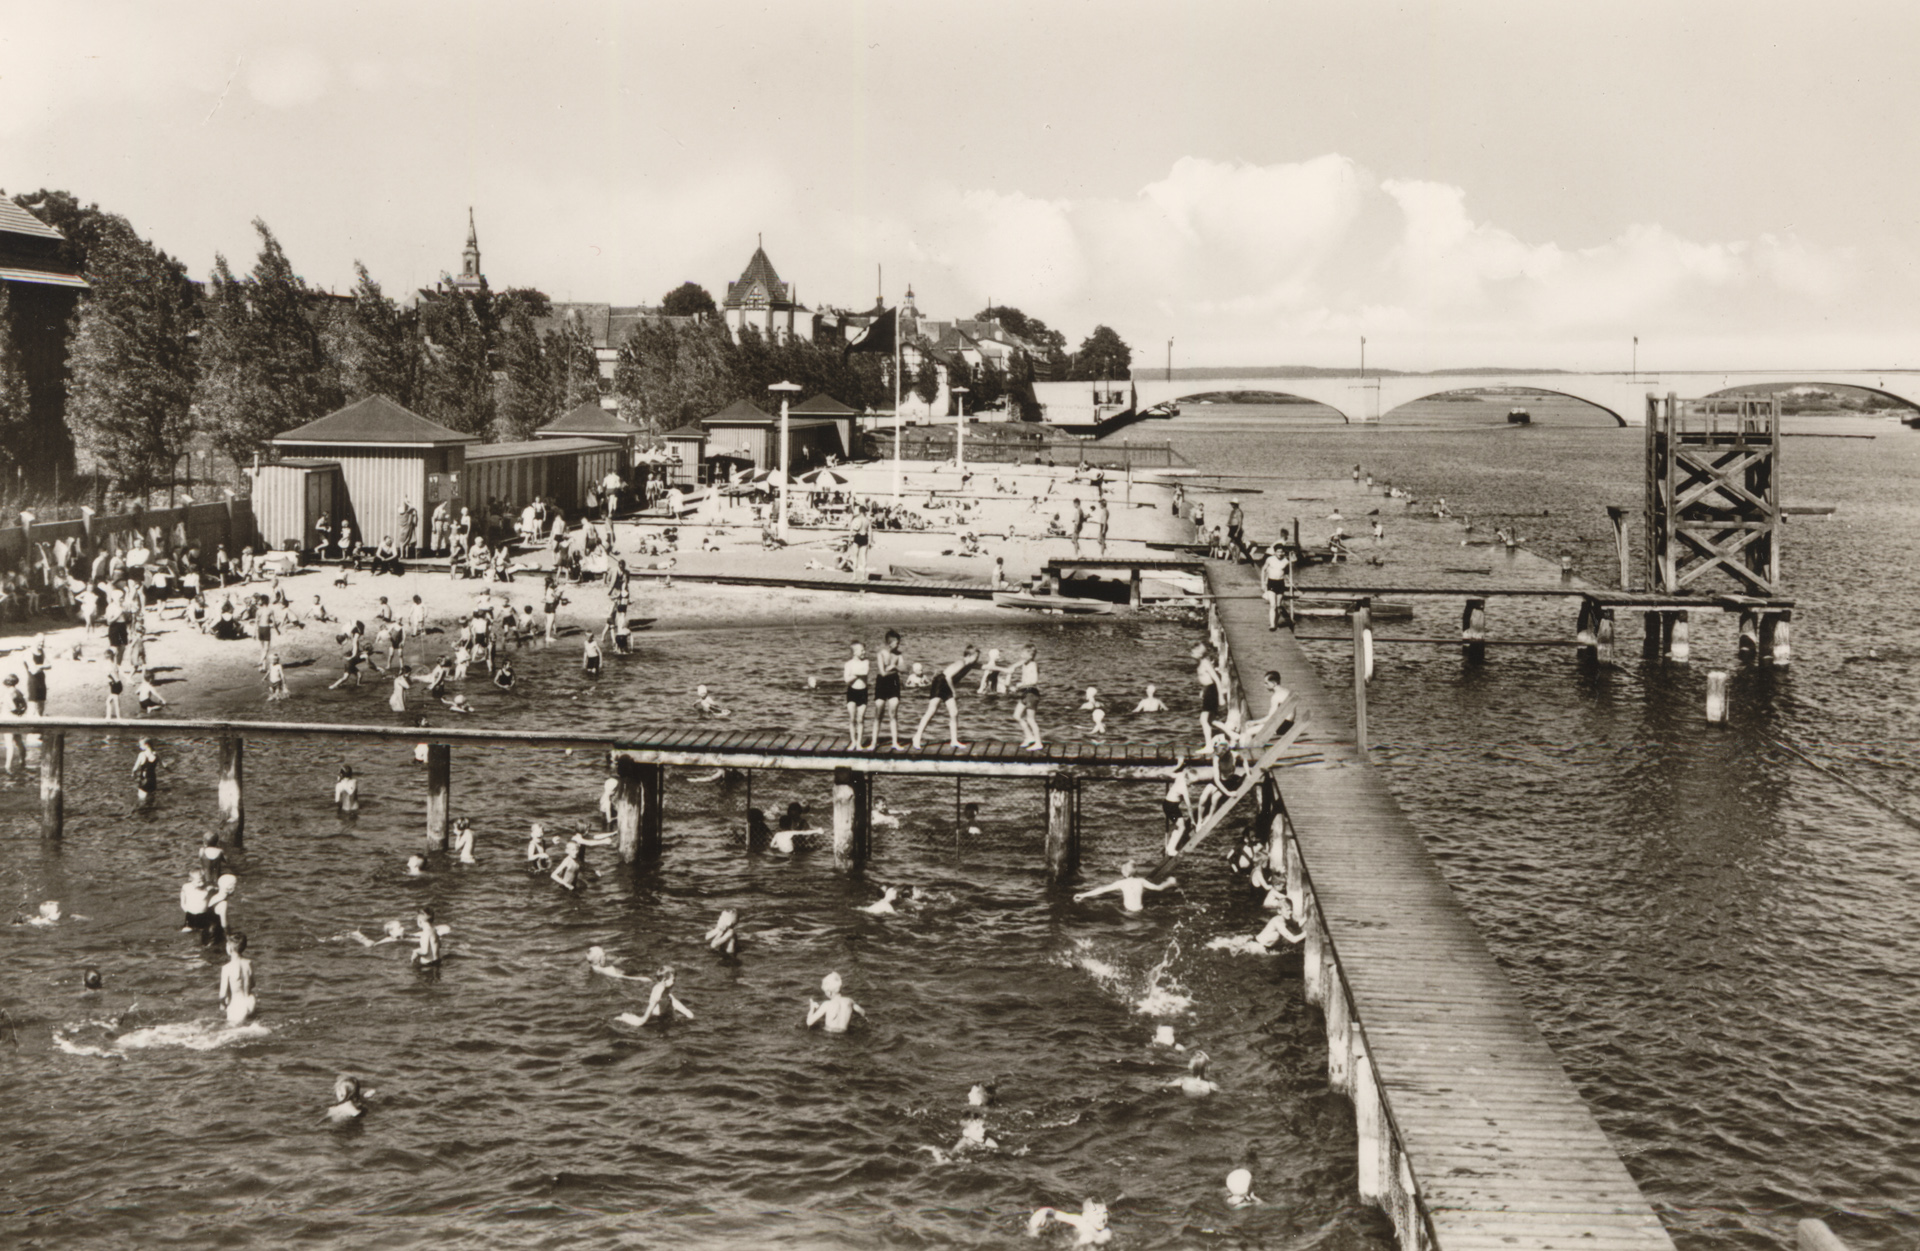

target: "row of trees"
[0,189,1138,504]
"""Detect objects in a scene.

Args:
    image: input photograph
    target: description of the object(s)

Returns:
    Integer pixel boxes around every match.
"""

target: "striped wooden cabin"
[462,437,621,515]
[268,396,476,549]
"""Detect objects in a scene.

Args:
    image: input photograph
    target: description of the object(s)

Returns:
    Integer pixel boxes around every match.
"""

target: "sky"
[5,0,1919,371]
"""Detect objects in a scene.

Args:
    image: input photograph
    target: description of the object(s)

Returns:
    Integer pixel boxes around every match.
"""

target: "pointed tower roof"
[724,243,793,308]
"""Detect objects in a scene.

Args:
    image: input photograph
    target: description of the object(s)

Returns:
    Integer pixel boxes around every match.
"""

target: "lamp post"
[952,385,969,474]
[1631,336,1638,383]
[1166,337,1173,383]
[769,380,801,537]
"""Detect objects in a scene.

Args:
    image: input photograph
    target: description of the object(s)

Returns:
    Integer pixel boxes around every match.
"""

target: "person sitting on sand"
[1164,1050,1219,1097]
[1130,684,1166,714]
[805,971,866,1033]
[706,908,740,956]
[327,1074,366,1121]
[219,932,256,1025]
[587,946,651,981]
[620,967,694,1027]
[1027,1200,1110,1245]
[1073,861,1178,913]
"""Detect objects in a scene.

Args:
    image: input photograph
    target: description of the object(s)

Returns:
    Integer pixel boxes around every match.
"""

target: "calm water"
[1141,398,1920,1250]
[0,616,1394,1250]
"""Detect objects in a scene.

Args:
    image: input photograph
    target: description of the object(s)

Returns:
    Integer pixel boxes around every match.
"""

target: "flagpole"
[892,325,902,502]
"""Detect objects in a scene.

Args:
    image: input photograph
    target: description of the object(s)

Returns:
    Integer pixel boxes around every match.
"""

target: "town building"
[439,208,488,296]
[0,198,87,491]
[722,240,812,344]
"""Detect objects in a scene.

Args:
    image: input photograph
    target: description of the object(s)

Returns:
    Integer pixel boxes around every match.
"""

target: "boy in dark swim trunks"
[911,645,980,751]
[870,630,904,750]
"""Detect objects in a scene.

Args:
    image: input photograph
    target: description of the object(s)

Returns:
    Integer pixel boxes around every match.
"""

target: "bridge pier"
[832,767,870,870]
[1460,597,1486,662]
[1045,773,1078,884]
[425,743,450,851]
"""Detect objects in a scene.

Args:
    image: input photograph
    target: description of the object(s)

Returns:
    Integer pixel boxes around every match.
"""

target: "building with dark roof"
[722,239,811,345]
[0,198,88,491]
[268,396,477,545]
[537,401,643,444]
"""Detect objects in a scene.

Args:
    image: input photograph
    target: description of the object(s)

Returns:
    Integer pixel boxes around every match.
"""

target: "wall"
[0,499,257,573]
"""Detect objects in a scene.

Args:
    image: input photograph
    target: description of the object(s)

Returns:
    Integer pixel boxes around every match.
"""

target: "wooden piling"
[1607,506,1632,589]
[1353,1037,1387,1203]
[1770,611,1793,666]
[1642,610,1663,659]
[217,736,245,845]
[1045,773,1078,883]
[613,757,646,863]
[39,731,63,839]
[1352,602,1371,752]
[1127,567,1142,609]
[1576,600,1598,661]
[1668,610,1690,663]
[425,743,450,850]
[1797,1219,1852,1251]
[832,767,870,870]
[1596,607,1616,666]
[1739,609,1761,660]
[1460,596,1486,662]
[639,762,664,857]
[1705,670,1729,724]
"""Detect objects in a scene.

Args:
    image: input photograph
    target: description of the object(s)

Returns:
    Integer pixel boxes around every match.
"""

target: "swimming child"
[132,738,159,803]
[524,822,552,871]
[582,633,602,675]
[1165,1050,1219,1097]
[693,684,731,717]
[334,764,359,814]
[1072,861,1178,913]
[705,908,740,956]
[451,816,476,864]
[350,920,408,947]
[1027,1201,1110,1245]
[405,854,426,877]
[805,971,866,1033]
[861,886,900,915]
[411,909,441,967]
[620,967,694,1027]
[1131,683,1166,714]
[587,946,651,981]
[1079,686,1106,737]
[327,1074,366,1121]
[1226,1168,1261,1208]
[219,932,256,1025]
[904,662,931,691]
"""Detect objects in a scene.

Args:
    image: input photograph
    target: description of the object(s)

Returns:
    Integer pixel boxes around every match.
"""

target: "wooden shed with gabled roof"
[538,402,643,446]
[269,395,477,547]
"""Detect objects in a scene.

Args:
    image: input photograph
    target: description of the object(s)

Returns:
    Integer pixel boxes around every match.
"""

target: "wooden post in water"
[1353,1038,1387,1203]
[1460,596,1486,662]
[1797,1218,1852,1251]
[39,731,64,839]
[217,736,245,846]
[1352,601,1371,752]
[1045,774,1078,883]
[1739,609,1761,661]
[639,763,663,858]
[613,757,646,863]
[425,743,450,851]
[1668,610,1691,663]
[1127,567,1142,609]
[1769,610,1793,666]
[1596,607,1616,666]
[1575,599,1598,662]
[832,767,870,870]
[1705,670,1729,724]
[1606,506,1632,589]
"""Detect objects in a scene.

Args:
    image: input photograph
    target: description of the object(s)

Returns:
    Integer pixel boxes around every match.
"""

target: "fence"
[0,500,258,576]
[868,434,1192,471]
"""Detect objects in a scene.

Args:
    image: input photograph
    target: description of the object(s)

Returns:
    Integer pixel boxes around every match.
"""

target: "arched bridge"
[1050,370,1920,427]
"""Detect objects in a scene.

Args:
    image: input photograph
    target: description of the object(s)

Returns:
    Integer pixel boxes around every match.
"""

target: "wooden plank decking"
[1207,560,1674,1250]
[621,567,997,599]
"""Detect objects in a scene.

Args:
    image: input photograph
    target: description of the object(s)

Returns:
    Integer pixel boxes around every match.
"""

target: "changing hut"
[463,437,622,515]
[537,402,644,454]
[268,396,476,547]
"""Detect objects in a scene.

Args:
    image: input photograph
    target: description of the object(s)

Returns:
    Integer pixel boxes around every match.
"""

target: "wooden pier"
[1207,559,1676,1251]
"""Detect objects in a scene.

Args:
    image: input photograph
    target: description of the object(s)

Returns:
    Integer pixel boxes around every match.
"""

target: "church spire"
[461,207,481,280]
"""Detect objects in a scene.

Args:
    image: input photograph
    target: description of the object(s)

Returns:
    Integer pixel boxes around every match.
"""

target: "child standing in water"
[266,653,289,702]
[334,765,359,814]
[219,932,256,1025]
[411,909,441,967]
[805,971,866,1033]
[622,967,694,1028]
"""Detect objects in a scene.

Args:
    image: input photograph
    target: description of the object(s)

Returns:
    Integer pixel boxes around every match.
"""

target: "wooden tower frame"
[1644,393,1781,595]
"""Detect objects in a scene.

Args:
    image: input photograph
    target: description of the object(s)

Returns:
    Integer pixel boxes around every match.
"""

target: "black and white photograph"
[0,4,1913,1249]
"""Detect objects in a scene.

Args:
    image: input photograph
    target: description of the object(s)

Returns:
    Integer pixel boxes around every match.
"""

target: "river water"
[1143,398,1920,1251]
[4,400,1913,1250]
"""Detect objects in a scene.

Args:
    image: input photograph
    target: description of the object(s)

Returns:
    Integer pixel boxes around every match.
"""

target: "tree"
[660,282,718,319]
[418,294,494,438]
[1071,325,1132,381]
[65,225,199,501]
[613,317,736,430]
[547,319,602,414]
[945,356,973,416]
[194,220,342,466]
[913,354,939,405]
[330,263,419,407]
[496,306,551,439]
[0,287,33,497]
[1007,350,1041,422]
[979,304,1068,375]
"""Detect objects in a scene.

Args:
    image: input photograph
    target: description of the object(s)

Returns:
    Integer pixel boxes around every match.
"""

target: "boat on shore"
[993,591,1113,616]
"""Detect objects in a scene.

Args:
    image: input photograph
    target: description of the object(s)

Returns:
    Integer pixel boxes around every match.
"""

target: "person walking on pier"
[1261,542,1292,631]
[1226,498,1247,562]
[1192,643,1222,746]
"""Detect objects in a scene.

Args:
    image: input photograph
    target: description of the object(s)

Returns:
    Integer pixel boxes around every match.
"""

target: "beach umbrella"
[803,468,850,487]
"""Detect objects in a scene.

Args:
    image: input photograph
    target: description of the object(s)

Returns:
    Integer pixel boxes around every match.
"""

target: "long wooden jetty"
[1207,559,1676,1250]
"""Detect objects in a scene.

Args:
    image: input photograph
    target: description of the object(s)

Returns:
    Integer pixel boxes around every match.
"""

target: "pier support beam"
[1351,602,1371,752]
[217,737,245,845]
[1045,773,1078,884]
[425,743,450,851]
[1353,1037,1387,1204]
[832,767,870,871]
[1576,600,1598,661]
[39,731,63,840]
[1764,610,1792,666]
[1668,610,1690,663]
[1738,609,1761,661]
[1460,596,1486,663]
[1706,670,1729,724]
[1596,607,1616,666]
[614,757,663,863]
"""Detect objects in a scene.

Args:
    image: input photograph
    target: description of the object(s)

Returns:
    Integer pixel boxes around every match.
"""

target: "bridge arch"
[1162,387,1356,424]
[1376,386,1630,427]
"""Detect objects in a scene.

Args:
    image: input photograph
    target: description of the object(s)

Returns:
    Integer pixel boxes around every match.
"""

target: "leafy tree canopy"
[660,282,718,319]
[1071,324,1133,381]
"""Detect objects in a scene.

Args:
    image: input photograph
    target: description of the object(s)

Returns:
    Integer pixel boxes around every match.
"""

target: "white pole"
[892,332,902,502]
[770,380,801,538]
[954,386,968,475]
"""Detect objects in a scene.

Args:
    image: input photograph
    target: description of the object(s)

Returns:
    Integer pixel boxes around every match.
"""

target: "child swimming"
[805,971,866,1033]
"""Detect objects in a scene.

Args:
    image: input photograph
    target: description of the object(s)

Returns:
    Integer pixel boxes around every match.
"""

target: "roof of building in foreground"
[273,395,478,446]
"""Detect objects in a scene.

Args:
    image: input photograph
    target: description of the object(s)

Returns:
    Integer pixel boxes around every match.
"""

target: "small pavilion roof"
[539,402,642,437]
[273,395,476,446]
[704,398,776,424]
[790,395,859,416]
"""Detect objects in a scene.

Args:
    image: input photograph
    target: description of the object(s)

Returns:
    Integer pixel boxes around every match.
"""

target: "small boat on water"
[1507,406,1532,425]
[993,592,1113,616]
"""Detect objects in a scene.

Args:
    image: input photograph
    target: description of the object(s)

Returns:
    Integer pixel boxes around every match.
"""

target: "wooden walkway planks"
[622,567,996,599]
[1205,560,1674,1251]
